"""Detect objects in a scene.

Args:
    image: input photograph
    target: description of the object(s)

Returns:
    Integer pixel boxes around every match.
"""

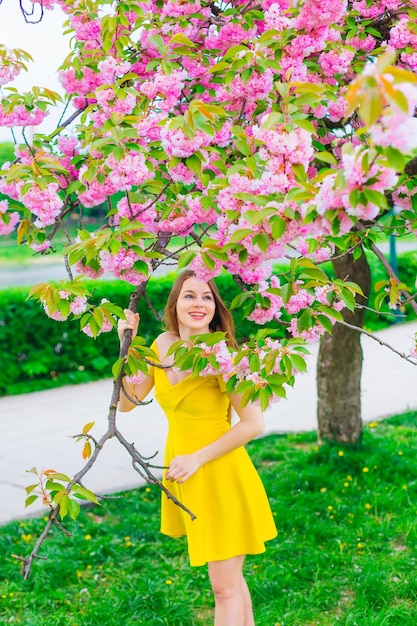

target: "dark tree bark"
[317,251,371,443]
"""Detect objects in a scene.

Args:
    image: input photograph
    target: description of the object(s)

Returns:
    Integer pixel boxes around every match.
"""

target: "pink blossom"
[58,136,80,156]
[160,0,201,19]
[105,152,150,190]
[70,297,88,315]
[294,0,348,30]
[58,66,101,96]
[264,3,292,31]
[205,22,255,53]
[286,287,315,314]
[0,103,48,128]
[161,126,209,158]
[349,0,396,19]
[30,240,52,253]
[74,260,104,279]
[70,13,101,48]
[99,247,151,285]
[288,317,327,342]
[328,97,347,122]
[126,371,147,385]
[0,200,19,235]
[135,112,166,142]
[140,69,187,112]
[97,57,132,83]
[170,163,196,185]
[43,304,68,322]
[82,318,113,338]
[319,49,354,77]
[346,34,376,53]
[0,47,21,86]
[189,253,223,281]
[197,340,234,376]
[20,182,64,228]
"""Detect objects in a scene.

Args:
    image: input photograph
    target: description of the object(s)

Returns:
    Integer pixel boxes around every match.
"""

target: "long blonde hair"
[164,270,236,347]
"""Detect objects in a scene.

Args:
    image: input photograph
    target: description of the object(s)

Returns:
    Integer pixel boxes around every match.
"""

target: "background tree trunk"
[317,251,371,443]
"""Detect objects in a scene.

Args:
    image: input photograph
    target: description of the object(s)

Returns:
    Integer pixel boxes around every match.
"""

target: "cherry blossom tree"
[1,0,417,576]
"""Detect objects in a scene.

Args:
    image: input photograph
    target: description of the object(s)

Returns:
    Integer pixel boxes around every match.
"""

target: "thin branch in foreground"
[336,319,417,365]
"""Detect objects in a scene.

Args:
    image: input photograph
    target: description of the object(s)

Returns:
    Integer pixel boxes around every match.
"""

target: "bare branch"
[336,319,417,365]
[114,429,196,521]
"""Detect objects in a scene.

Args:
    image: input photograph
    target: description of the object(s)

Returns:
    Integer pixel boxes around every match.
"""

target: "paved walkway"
[1,321,416,526]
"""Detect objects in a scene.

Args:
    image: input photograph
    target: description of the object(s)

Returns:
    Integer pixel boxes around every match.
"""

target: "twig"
[335,319,417,365]
[114,429,196,521]
[359,229,417,316]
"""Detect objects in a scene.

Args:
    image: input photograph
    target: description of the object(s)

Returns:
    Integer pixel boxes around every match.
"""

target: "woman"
[118,270,277,626]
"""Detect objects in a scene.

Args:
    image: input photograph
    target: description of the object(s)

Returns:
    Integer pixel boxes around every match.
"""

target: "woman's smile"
[176,276,216,337]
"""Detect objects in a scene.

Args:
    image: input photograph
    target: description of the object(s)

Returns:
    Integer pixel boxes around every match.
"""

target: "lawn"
[2,410,417,625]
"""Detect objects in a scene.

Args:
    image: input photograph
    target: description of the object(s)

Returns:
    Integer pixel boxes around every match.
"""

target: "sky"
[0,1,71,142]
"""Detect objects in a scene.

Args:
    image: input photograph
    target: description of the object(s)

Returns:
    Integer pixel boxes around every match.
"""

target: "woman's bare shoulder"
[154,332,179,360]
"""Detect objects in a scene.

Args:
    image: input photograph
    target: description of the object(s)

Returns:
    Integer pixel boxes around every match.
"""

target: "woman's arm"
[165,393,264,483]
[117,309,155,412]
[118,375,154,412]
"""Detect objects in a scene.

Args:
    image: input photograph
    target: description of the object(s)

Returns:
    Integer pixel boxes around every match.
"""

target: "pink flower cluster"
[90,87,137,126]
[78,151,150,207]
[294,0,348,31]
[43,291,88,322]
[19,182,64,228]
[0,47,21,86]
[0,200,19,235]
[0,103,48,128]
[82,318,113,338]
[99,246,151,285]
[160,126,211,158]
[369,83,417,154]
[70,13,101,48]
[140,69,187,113]
[195,341,235,377]
[311,146,398,224]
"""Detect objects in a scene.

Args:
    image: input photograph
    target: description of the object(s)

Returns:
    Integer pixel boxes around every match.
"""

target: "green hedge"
[0,273,274,396]
[1,252,415,396]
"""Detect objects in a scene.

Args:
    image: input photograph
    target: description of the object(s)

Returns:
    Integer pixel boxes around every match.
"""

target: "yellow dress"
[151,341,278,567]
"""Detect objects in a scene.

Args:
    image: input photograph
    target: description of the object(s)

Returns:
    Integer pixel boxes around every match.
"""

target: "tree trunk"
[317,252,371,443]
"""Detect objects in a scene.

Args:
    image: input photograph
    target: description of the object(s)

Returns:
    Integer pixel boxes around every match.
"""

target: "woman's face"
[176,276,216,336]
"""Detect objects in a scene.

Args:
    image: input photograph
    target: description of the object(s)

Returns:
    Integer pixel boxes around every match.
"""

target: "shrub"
[1,252,415,396]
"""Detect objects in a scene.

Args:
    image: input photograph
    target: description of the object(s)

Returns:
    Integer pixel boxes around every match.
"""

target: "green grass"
[2,410,417,625]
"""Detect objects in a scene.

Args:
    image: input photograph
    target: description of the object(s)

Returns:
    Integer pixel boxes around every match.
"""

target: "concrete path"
[1,321,416,526]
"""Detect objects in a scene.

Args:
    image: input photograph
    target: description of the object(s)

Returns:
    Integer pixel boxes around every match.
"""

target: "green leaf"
[363,188,388,208]
[169,33,197,47]
[270,216,286,240]
[72,484,100,504]
[112,357,125,380]
[290,354,307,373]
[68,498,81,521]
[314,151,337,165]
[59,494,70,519]
[25,495,38,508]
[178,250,197,269]
[48,472,71,482]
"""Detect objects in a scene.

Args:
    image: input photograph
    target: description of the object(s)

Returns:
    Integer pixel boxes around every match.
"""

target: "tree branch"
[335,319,417,365]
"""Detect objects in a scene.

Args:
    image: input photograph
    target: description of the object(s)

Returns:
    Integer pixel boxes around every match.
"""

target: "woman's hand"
[117,309,139,343]
[166,453,202,484]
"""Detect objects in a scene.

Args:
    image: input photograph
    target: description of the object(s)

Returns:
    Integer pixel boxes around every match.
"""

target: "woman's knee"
[208,556,245,600]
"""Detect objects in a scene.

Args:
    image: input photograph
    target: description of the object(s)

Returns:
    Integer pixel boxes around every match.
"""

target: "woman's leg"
[241,574,255,626]
[208,555,255,626]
